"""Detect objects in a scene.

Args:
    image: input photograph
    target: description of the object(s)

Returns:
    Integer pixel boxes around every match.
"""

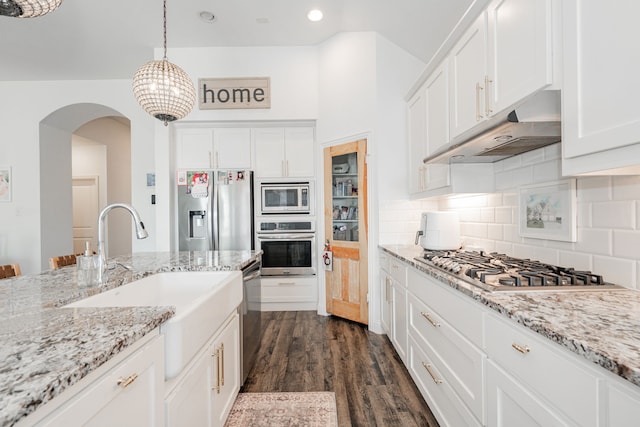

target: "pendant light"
[0,0,63,18]
[132,0,195,126]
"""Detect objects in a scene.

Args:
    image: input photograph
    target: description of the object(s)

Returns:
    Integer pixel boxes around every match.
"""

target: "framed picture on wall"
[519,179,577,242]
[0,167,11,202]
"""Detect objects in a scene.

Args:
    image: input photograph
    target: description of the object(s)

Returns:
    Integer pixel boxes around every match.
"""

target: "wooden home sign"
[198,77,271,110]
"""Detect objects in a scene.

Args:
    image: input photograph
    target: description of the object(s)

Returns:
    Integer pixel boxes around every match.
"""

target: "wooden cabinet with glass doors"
[323,139,368,325]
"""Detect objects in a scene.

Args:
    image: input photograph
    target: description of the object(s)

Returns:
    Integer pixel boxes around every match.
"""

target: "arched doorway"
[40,103,131,271]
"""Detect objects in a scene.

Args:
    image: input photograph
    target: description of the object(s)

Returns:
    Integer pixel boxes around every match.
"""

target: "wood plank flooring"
[241,311,440,427]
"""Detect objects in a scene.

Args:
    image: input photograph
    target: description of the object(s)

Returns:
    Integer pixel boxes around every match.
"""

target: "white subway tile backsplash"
[487,193,503,207]
[575,228,612,256]
[494,241,513,254]
[531,247,559,265]
[558,251,592,271]
[543,143,561,160]
[503,224,519,242]
[592,201,635,229]
[612,176,640,200]
[487,223,503,240]
[499,155,523,171]
[577,176,612,202]
[613,230,640,259]
[481,207,495,223]
[593,255,636,289]
[503,192,519,207]
[495,207,512,224]
[459,207,482,222]
[576,202,591,228]
[495,170,515,191]
[532,160,560,183]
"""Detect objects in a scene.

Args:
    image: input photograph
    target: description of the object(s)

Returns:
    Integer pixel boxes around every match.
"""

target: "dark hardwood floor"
[241,311,440,427]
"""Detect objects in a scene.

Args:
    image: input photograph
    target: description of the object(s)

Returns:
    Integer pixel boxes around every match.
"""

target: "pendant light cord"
[163,0,168,60]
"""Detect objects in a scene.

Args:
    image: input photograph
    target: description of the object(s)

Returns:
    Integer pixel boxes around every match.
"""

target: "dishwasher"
[239,256,262,384]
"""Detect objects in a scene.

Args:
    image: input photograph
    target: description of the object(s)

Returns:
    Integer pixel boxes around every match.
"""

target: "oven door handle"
[257,234,315,240]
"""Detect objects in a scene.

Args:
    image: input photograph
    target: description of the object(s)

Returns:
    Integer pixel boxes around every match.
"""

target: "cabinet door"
[165,346,213,427]
[40,336,164,427]
[449,13,488,139]
[213,128,251,169]
[486,360,571,427]
[380,271,392,335]
[253,128,286,177]
[408,87,427,194]
[211,315,240,427]
[284,127,315,177]
[176,128,213,169]
[562,0,640,159]
[487,0,553,115]
[608,379,640,427]
[391,282,407,363]
[425,59,450,156]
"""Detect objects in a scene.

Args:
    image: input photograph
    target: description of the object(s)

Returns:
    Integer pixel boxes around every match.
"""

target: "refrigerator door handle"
[212,180,219,250]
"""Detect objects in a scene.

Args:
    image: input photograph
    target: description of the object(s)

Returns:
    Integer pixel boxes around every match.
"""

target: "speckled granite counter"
[380,244,640,389]
[0,250,260,427]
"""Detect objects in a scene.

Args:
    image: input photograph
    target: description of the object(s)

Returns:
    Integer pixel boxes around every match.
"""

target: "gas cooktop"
[413,249,623,292]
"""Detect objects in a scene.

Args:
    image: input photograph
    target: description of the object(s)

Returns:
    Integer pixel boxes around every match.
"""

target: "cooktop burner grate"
[414,249,622,292]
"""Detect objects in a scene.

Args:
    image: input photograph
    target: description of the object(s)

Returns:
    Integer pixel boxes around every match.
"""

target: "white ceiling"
[0,0,474,81]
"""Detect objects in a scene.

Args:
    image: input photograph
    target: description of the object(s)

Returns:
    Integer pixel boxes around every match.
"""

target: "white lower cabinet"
[379,254,391,335]
[165,313,240,427]
[486,360,571,427]
[259,276,318,311]
[408,336,481,427]
[485,313,599,427]
[37,334,165,427]
[607,378,640,427]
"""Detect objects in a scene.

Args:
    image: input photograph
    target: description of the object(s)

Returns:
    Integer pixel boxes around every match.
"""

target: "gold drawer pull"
[116,373,138,388]
[212,348,221,393]
[422,362,442,385]
[278,282,296,286]
[220,343,225,387]
[421,311,441,328]
[512,343,531,354]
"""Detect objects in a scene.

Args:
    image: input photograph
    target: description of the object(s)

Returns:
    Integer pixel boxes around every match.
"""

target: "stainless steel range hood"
[424,90,561,164]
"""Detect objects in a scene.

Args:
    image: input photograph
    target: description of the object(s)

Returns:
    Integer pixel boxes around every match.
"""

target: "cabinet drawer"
[388,258,406,284]
[408,336,481,427]
[408,292,484,421]
[261,277,317,302]
[407,267,483,347]
[485,313,600,427]
[379,252,389,272]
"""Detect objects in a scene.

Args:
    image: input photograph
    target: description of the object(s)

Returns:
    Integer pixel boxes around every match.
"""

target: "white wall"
[437,144,640,290]
[0,81,155,272]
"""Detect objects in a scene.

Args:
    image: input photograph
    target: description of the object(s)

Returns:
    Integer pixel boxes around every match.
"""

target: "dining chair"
[49,254,78,270]
[0,264,21,279]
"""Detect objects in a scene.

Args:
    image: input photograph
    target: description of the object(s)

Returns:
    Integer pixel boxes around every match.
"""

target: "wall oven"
[259,181,312,214]
[256,218,316,276]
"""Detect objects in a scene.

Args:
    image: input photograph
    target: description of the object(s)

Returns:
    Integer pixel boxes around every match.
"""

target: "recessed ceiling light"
[199,11,216,23]
[307,9,323,22]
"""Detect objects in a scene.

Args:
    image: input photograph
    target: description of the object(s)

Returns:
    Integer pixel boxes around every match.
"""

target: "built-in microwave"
[260,181,312,214]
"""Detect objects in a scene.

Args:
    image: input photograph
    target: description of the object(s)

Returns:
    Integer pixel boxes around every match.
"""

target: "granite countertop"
[380,244,640,389]
[0,250,261,427]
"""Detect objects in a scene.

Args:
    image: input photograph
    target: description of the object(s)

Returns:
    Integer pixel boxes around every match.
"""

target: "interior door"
[324,139,368,324]
[72,176,99,254]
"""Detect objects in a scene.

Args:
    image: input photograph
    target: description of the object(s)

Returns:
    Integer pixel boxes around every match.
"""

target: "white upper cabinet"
[449,0,554,140]
[486,0,554,115]
[253,127,315,178]
[175,127,251,170]
[213,128,252,169]
[449,13,488,140]
[176,128,215,170]
[561,0,640,174]
[409,60,451,196]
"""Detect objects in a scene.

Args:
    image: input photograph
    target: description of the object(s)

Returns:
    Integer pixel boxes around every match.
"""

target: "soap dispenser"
[77,241,96,286]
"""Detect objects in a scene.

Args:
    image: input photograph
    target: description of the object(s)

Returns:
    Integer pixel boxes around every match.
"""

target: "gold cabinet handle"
[421,311,441,328]
[116,373,138,389]
[212,348,221,393]
[484,75,493,116]
[278,282,296,286]
[422,362,443,385]
[511,342,531,354]
[220,343,225,387]
[385,277,391,303]
[475,82,484,121]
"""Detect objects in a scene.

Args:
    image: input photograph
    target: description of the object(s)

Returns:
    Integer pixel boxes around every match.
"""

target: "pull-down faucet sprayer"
[96,203,148,284]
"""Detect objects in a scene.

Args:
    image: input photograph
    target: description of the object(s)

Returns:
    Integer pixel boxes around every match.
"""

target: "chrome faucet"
[96,203,148,284]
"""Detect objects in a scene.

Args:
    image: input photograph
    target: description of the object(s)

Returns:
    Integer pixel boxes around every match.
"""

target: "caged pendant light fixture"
[0,0,63,18]
[132,0,195,126]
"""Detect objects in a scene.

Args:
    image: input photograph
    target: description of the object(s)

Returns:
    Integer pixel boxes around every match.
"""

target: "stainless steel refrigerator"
[178,169,254,251]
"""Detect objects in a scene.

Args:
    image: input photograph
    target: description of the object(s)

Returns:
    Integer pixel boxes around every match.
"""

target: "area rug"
[224,392,338,427]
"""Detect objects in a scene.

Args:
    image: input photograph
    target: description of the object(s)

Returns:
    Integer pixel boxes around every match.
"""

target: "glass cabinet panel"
[331,152,359,242]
